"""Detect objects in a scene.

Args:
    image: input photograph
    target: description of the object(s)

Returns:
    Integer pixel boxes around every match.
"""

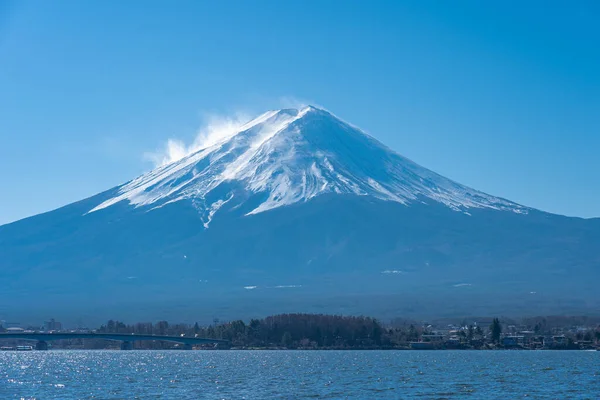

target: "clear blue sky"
[1,0,598,224]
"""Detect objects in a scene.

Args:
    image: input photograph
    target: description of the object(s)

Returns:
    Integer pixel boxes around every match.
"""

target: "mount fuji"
[89,106,527,221]
[1,106,599,324]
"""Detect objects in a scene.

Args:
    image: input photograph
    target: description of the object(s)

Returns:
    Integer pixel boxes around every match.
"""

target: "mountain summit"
[1,106,598,324]
[90,106,526,227]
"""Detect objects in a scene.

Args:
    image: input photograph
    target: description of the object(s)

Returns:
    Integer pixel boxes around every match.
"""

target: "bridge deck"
[0,332,227,345]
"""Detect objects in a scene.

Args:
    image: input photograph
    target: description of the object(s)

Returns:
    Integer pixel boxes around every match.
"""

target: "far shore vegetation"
[1,314,600,351]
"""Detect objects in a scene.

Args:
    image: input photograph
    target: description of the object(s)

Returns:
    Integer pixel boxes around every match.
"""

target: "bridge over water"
[0,332,228,350]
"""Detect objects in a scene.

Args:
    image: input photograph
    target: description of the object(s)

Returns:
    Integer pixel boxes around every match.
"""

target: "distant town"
[1,314,599,351]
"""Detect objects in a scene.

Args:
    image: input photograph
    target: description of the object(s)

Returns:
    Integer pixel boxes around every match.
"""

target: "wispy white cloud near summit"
[144,111,252,167]
[143,97,315,168]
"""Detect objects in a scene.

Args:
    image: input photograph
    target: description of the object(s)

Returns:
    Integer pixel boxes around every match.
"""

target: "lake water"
[1,350,598,399]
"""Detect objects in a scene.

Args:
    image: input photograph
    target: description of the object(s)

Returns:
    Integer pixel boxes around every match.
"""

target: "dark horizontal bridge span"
[0,333,227,345]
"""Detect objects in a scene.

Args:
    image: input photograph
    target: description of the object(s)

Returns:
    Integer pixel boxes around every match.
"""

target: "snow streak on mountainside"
[89,106,527,225]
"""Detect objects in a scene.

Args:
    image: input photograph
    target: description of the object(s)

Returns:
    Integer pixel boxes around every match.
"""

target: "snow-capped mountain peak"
[89,106,527,226]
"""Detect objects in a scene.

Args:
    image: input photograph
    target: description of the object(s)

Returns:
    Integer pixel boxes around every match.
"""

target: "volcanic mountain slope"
[1,106,598,324]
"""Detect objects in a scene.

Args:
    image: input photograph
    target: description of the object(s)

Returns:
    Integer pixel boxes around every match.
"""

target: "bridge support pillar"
[120,341,133,350]
[36,341,49,351]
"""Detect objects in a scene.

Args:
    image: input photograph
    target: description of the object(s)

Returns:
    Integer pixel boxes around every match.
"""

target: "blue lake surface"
[1,350,598,399]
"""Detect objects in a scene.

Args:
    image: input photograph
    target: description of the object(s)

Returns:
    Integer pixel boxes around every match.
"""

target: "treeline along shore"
[2,314,600,350]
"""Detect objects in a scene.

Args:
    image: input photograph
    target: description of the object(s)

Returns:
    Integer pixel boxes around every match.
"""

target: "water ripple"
[0,350,598,399]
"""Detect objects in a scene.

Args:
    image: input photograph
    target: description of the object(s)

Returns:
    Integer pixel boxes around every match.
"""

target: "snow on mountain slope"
[89,106,528,225]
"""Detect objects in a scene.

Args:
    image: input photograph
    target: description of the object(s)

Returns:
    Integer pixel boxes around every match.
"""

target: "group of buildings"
[0,318,64,333]
[410,322,599,350]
